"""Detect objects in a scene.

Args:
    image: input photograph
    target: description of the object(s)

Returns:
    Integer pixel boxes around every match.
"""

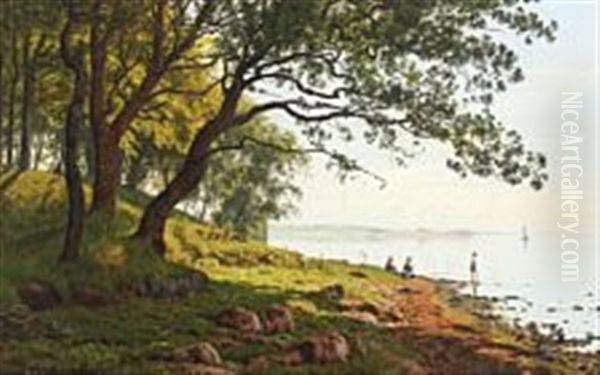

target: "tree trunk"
[90,130,120,216]
[59,5,86,263]
[88,0,114,215]
[135,81,243,254]
[6,30,19,168]
[135,129,212,254]
[0,51,4,168]
[32,134,45,170]
[19,32,33,171]
[6,74,17,167]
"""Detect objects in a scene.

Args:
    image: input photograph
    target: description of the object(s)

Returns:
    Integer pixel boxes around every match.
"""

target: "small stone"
[572,305,584,312]
[17,281,62,311]
[262,305,294,334]
[546,306,557,313]
[172,342,222,366]
[217,307,263,333]
[295,332,350,364]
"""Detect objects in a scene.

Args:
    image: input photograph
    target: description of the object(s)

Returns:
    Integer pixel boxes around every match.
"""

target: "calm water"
[269,225,599,348]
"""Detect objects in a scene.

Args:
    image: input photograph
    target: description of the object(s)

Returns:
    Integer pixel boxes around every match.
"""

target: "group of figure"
[384,251,480,296]
[385,256,415,278]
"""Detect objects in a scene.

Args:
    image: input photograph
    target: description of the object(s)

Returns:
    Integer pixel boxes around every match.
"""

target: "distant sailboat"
[521,225,529,243]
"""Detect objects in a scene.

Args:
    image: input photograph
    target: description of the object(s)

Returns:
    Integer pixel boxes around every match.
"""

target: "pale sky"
[274,1,598,233]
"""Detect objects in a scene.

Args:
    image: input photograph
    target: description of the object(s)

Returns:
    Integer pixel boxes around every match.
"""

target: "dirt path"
[366,277,537,374]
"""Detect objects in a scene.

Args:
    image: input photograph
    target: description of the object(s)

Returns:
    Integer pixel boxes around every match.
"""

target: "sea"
[269,225,599,350]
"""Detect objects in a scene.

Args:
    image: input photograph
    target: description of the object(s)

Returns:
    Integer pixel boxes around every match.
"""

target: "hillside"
[0,171,596,374]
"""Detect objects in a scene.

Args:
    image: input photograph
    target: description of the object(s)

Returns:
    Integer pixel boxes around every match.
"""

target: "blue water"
[269,225,599,349]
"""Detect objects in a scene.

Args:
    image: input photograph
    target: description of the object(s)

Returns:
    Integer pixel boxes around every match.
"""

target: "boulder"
[217,307,263,333]
[17,281,62,311]
[172,342,222,366]
[295,332,350,364]
[127,272,208,299]
[262,305,294,334]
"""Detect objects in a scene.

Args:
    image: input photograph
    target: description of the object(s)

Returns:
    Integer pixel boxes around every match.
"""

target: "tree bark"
[135,81,244,254]
[0,51,4,167]
[135,128,212,254]
[59,3,86,263]
[19,32,33,171]
[88,0,119,216]
[6,32,19,167]
[90,130,121,215]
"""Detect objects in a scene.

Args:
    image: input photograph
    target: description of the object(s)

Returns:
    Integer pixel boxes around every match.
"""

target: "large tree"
[86,0,219,216]
[59,0,87,262]
[135,0,555,252]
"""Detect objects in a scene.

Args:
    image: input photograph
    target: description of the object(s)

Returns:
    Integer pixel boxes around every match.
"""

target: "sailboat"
[521,225,529,244]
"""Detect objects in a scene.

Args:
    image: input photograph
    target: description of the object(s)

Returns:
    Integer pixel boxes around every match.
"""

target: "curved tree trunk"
[135,128,212,255]
[135,81,243,255]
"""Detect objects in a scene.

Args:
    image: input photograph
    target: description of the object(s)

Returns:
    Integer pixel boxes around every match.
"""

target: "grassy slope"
[0,171,592,374]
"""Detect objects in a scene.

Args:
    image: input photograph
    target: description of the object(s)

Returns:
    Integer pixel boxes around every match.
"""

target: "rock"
[127,272,208,299]
[17,281,62,310]
[71,287,112,307]
[546,306,557,313]
[172,342,222,366]
[262,305,294,334]
[295,332,350,364]
[217,307,263,333]
[317,284,344,301]
[572,305,584,312]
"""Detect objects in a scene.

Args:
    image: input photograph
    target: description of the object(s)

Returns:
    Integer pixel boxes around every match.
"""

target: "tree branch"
[206,135,387,188]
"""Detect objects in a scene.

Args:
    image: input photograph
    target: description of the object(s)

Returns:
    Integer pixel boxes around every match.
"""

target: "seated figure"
[401,256,415,278]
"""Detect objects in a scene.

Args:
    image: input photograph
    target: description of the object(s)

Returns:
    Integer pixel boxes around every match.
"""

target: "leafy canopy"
[193,0,555,189]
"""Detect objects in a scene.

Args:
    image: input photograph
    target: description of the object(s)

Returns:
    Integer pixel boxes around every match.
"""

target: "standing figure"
[470,251,479,296]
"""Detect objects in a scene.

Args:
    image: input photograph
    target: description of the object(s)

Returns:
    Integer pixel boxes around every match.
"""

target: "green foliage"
[204,0,556,189]
[205,121,308,240]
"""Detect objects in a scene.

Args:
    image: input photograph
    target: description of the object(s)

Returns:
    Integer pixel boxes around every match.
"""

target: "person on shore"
[385,256,397,273]
[401,256,415,278]
[470,251,479,296]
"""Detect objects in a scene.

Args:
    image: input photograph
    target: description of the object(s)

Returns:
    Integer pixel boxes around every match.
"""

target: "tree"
[59,0,86,262]
[86,0,219,217]
[135,0,555,253]
[197,120,306,240]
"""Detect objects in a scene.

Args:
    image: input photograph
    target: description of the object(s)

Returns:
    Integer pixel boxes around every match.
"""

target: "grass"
[0,170,595,374]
